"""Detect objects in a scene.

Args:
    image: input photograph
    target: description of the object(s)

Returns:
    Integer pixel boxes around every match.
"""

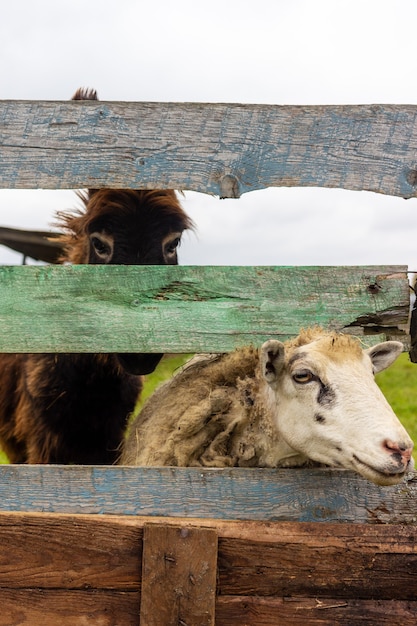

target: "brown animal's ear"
[260,340,285,384]
[71,87,98,101]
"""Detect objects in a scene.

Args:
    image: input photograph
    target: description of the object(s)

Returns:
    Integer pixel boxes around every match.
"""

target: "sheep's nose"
[384,439,413,466]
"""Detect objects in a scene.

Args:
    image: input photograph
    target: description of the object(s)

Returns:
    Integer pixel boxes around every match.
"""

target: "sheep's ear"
[260,340,286,384]
[365,341,403,374]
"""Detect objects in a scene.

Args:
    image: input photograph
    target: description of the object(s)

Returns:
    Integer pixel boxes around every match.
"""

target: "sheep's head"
[260,331,413,485]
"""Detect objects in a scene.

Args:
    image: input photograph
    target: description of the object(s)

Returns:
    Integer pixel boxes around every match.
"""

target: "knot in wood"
[406,169,417,187]
[367,282,382,295]
[219,174,241,198]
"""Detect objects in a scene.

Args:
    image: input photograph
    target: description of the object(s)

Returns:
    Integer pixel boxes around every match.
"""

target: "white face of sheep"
[261,337,414,486]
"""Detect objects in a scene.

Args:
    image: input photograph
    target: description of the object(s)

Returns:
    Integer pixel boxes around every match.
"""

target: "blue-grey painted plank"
[2,101,417,197]
[0,466,415,524]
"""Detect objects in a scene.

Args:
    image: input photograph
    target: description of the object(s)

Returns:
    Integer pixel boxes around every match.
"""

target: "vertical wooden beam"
[140,524,218,626]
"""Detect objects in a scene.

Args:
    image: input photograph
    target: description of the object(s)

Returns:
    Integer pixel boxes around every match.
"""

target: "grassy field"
[0,352,416,464]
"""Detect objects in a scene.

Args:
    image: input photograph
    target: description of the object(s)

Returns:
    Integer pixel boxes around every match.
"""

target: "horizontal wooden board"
[2,101,417,198]
[0,514,141,589]
[0,264,409,352]
[3,592,412,626]
[215,596,417,626]
[217,522,417,599]
[0,589,139,626]
[0,466,415,523]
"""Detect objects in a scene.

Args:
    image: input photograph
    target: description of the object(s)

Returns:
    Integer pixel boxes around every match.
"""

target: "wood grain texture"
[215,596,417,626]
[0,264,408,352]
[140,524,217,626]
[0,513,415,625]
[217,523,417,599]
[0,589,140,626]
[0,513,141,589]
[0,466,415,523]
[2,101,417,198]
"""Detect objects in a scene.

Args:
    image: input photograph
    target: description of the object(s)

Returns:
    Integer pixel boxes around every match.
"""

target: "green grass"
[0,352,416,464]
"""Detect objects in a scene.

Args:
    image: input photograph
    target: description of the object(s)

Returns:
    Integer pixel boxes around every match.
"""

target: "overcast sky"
[1,0,417,271]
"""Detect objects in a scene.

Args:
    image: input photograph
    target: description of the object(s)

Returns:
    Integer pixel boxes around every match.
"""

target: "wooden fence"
[0,99,416,625]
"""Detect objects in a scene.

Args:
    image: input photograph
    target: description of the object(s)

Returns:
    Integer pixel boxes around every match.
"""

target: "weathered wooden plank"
[0,466,415,523]
[0,513,414,601]
[0,514,141,589]
[0,265,408,352]
[0,589,140,626]
[217,523,417,599]
[2,102,417,198]
[140,524,217,625]
[215,596,417,626]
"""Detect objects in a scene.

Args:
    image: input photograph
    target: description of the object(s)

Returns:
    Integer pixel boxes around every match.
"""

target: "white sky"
[1,0,417,270]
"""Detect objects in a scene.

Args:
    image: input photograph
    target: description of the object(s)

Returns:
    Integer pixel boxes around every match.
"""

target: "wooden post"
[140,524,218,626]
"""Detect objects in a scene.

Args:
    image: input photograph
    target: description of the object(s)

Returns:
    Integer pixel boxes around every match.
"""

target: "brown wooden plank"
[0,513,141,589]
[217,522,417,600]
[0,589,139,626]
[140,524,218,626]
[215,596,417,626]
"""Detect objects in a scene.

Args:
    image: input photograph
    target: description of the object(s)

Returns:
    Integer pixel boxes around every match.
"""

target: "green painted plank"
[0,265,409,352]
[1,101,417,197]
[0,466,415,523]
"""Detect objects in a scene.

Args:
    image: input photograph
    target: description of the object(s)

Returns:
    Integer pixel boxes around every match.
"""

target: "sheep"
[120,328,414,486]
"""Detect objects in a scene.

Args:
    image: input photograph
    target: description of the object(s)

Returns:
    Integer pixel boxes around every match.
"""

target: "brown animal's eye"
[165,236,181,256]
[292,370,314,384]
[90,234,112,260]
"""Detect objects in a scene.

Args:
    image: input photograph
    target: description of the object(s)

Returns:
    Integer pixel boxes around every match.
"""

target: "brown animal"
[120,328,414,486]
[0,88,193,464]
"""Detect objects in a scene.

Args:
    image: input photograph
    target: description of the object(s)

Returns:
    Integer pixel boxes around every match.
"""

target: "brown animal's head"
[57,189,193,265]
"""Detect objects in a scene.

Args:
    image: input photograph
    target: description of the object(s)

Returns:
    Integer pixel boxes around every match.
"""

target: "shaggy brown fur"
[120,347,262,467]
[0,88,193,464]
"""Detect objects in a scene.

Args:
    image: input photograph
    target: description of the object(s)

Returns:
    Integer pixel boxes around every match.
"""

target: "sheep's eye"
[165,236,181,256]
[292,370,314,384]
